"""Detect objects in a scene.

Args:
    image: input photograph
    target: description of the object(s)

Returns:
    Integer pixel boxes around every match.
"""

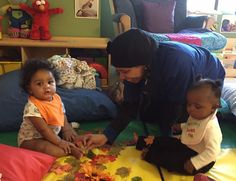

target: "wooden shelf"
[0,35,110,87]
[0,35,109,49]
[221,51,236,78]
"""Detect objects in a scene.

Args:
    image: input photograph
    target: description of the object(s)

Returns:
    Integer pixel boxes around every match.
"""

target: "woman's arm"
[103,101,138,144]
[103,80,142,144]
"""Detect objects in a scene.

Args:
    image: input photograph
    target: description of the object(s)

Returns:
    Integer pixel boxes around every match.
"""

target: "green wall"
[100,0,115,39]
[0,0,102,37]
[0,0,115,38]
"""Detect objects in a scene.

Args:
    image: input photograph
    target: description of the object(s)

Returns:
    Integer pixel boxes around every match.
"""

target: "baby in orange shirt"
[18,59,84,158]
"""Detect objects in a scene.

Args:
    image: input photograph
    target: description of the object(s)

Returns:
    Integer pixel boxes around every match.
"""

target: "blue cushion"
[183,16,208,29]
[218,98,230,114]
[114,0,137,27]
[0,71,27,132]
[0,70,117,132]
[173,0,187,32]
[57,87,116,121]
[130,0,144,28]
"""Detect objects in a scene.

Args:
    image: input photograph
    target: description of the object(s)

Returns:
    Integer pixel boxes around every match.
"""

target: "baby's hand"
[75,141,87,154]
[58,139,76,154]
[74,135,88,146]
[62,130,77,142]
[73,135,90,154]
[171,123,181,134]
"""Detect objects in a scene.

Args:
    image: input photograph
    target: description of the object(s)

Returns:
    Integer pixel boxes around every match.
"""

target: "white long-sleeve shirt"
[181,111,222,170]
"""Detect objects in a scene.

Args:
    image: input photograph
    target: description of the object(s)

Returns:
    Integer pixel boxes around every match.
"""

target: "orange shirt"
[29,94,65,126]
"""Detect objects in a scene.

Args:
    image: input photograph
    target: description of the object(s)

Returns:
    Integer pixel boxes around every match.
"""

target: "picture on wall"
[75,0,99,19]
[220,15,236,33]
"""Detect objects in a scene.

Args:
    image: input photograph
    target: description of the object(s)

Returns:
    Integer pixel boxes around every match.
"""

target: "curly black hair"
[189,77,223,102]
[20,59,59,93]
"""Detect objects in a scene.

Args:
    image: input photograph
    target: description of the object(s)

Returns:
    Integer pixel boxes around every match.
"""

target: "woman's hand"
[83,134,108,150]
[58,139,76,154]
[184,159,195,174]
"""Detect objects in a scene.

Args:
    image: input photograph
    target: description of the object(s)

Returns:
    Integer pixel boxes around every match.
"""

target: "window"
[218,0,236,14]
[187,0,215,13]
[187,0,236,14]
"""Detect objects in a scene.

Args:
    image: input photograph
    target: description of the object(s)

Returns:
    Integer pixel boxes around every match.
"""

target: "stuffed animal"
[0,0,31,38]
[20,0,63,40]
[48,55,96,89]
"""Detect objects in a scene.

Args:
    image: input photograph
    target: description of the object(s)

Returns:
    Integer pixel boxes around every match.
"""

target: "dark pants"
[217,112,236,122]
[136,136,215,175]
[139,102,187,136]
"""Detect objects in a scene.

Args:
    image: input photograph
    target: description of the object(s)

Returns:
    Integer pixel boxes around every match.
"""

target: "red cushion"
[0,144,56,181]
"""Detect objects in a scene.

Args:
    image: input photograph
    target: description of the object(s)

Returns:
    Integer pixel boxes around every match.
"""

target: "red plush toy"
[20,0,63,40]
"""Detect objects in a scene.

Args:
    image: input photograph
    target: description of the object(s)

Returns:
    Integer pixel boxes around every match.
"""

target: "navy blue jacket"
[104,41,225,143]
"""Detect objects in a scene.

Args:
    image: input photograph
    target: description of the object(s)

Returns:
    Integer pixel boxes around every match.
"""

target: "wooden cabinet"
[0,35,110,87]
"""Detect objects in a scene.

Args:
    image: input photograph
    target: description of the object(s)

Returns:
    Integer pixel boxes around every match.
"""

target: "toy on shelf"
[0,0,31,38]
[20,0,63,40]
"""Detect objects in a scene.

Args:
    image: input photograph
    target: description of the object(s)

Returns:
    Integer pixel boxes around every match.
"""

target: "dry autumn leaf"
[115,167,131,178]
[50,163,72,174]
[132,176,143,181]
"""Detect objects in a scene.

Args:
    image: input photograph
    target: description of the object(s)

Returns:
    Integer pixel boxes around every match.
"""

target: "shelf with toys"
[0,0,110,87]
[0,35,111,87]
[221,50,236,78]
[218,38,236,78]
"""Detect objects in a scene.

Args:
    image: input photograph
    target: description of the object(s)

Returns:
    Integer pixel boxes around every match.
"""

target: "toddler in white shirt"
[136,78,222,175]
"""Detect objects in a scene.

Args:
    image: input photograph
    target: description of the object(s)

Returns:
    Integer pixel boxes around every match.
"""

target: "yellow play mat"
[43,146,236,181]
